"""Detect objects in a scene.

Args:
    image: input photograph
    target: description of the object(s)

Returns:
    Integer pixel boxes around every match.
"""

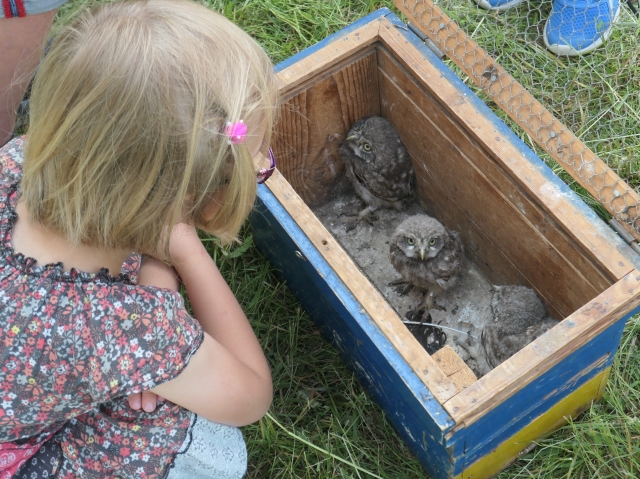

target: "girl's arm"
[127,256,179,413]
[146,225,273,426]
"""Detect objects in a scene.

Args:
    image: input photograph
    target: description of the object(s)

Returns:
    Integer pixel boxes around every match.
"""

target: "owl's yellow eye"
[354,122,365,131]
[362,143,372,151]
[406,237,415,245]
[429,237,437,246]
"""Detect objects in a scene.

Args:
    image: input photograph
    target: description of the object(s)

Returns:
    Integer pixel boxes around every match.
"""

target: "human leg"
[0,9,56,146]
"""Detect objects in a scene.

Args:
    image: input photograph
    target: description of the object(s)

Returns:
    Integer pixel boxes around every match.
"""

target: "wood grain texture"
[378,45,615,296]
[265,169,460,402]
[376,19,634,282]
[277,20,381,99]
[444,270,640,425]
[394,0,640,242]
[447,335,622,470]
[432,345,471,376]
[449,369,477,392]
[378,58,601,318]
[274,51,380,207]
[453,369,608,479]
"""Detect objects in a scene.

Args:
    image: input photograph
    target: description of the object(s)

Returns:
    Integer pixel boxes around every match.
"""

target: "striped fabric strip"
[1,0,13,18]
[14,0,26,17]
[2,0,26,17]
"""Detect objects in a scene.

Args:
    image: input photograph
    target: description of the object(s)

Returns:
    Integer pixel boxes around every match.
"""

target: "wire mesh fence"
[398,0,640,238]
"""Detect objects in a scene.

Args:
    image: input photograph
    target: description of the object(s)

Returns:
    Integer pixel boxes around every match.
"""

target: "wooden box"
[249,9,640,479]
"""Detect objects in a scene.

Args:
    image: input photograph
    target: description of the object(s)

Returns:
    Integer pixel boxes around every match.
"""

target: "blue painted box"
[250,9,640,478]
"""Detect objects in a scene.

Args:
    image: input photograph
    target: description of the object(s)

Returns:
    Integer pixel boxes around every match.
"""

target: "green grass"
[53,1,640,477]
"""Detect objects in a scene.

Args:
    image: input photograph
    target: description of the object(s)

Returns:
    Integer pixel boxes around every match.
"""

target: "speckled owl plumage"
[339,117,414,221]
[389,214,463,311]
[481,285,557,369]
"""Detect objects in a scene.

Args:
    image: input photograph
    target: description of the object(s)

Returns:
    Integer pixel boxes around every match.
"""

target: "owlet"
[389,214,463,312]
[481,285,557,369]
[339,117,414,223]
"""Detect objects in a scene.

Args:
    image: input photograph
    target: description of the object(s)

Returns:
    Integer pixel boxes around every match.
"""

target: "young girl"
[0,0,279,477]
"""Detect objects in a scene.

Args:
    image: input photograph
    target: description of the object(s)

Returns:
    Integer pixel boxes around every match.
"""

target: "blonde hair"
[22,0,278,253]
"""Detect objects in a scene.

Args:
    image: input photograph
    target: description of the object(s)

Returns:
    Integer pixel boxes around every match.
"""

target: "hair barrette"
[225,120,247,145]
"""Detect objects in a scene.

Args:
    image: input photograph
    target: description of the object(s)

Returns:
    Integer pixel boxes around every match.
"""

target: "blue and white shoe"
[544,0,621,55]
[473,0,527,11]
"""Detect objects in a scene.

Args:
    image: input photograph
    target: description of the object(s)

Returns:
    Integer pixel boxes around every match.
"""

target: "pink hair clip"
[225,120,247,145]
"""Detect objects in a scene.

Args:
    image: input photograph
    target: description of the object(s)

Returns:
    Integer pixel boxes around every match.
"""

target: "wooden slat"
[377,19,634,281]
[379,63,601,318]
[274,51,380,207]
[432,346,477,391]
[377,45,614,296]
[277,20,381,99]
[265,169,460,403]
[444,270,640,425]
[395,0,640,242]
[432,345,470,376]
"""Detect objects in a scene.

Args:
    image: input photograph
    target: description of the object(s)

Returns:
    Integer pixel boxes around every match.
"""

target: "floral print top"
[0,137,204,478]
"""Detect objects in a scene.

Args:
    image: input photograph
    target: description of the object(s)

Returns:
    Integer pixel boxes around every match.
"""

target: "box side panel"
[446,310,636,475]
[377,13,640,276]
[453,368,610,479]
[377,45,613,312]
[396,0,640,247]
[274,51,380,208]
[375,41,622,319]
[251,186,457,479]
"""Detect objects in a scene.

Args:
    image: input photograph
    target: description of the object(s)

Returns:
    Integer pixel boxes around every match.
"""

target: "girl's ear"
[201,190,225,222]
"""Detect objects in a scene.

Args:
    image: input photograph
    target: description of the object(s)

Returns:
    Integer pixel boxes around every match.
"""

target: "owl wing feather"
[348,151,413,203]
[483,316,557,369]
[431,230,463,289]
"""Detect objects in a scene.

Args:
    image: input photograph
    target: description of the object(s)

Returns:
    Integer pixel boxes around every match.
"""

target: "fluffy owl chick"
[389,214,463,311]
[481,285,557,369]
[339,117,414,223]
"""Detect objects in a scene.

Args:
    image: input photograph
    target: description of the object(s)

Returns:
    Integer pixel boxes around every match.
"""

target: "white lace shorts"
[166,415,247,479]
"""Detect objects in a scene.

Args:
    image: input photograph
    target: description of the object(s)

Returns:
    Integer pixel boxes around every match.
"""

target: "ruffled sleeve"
[80,284,204,402]
[0,136,25,190]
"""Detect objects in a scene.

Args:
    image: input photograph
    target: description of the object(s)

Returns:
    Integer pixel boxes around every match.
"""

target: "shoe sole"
[474,0,527,11]
[543,3,622,56]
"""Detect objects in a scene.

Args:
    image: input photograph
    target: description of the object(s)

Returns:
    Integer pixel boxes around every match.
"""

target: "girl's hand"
[127,391,164,412]
[153,223,204,268]
[167,223,206,268]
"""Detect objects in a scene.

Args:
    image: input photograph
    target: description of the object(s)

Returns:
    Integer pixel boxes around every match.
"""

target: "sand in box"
[313,179,495,377]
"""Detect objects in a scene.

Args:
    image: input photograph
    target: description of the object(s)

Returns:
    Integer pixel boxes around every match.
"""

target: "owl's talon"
[389,279,413,295]
[405,307,428,323]
[364,214,379,225]
[344,220,358,232]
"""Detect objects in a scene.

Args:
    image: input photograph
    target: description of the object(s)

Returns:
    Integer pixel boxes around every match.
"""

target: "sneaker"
[544,0,621,55]
[473,0,527,11]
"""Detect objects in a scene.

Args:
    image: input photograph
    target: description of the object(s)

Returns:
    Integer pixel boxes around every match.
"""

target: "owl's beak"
[346,135,357,141]
[419,247,425,261]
